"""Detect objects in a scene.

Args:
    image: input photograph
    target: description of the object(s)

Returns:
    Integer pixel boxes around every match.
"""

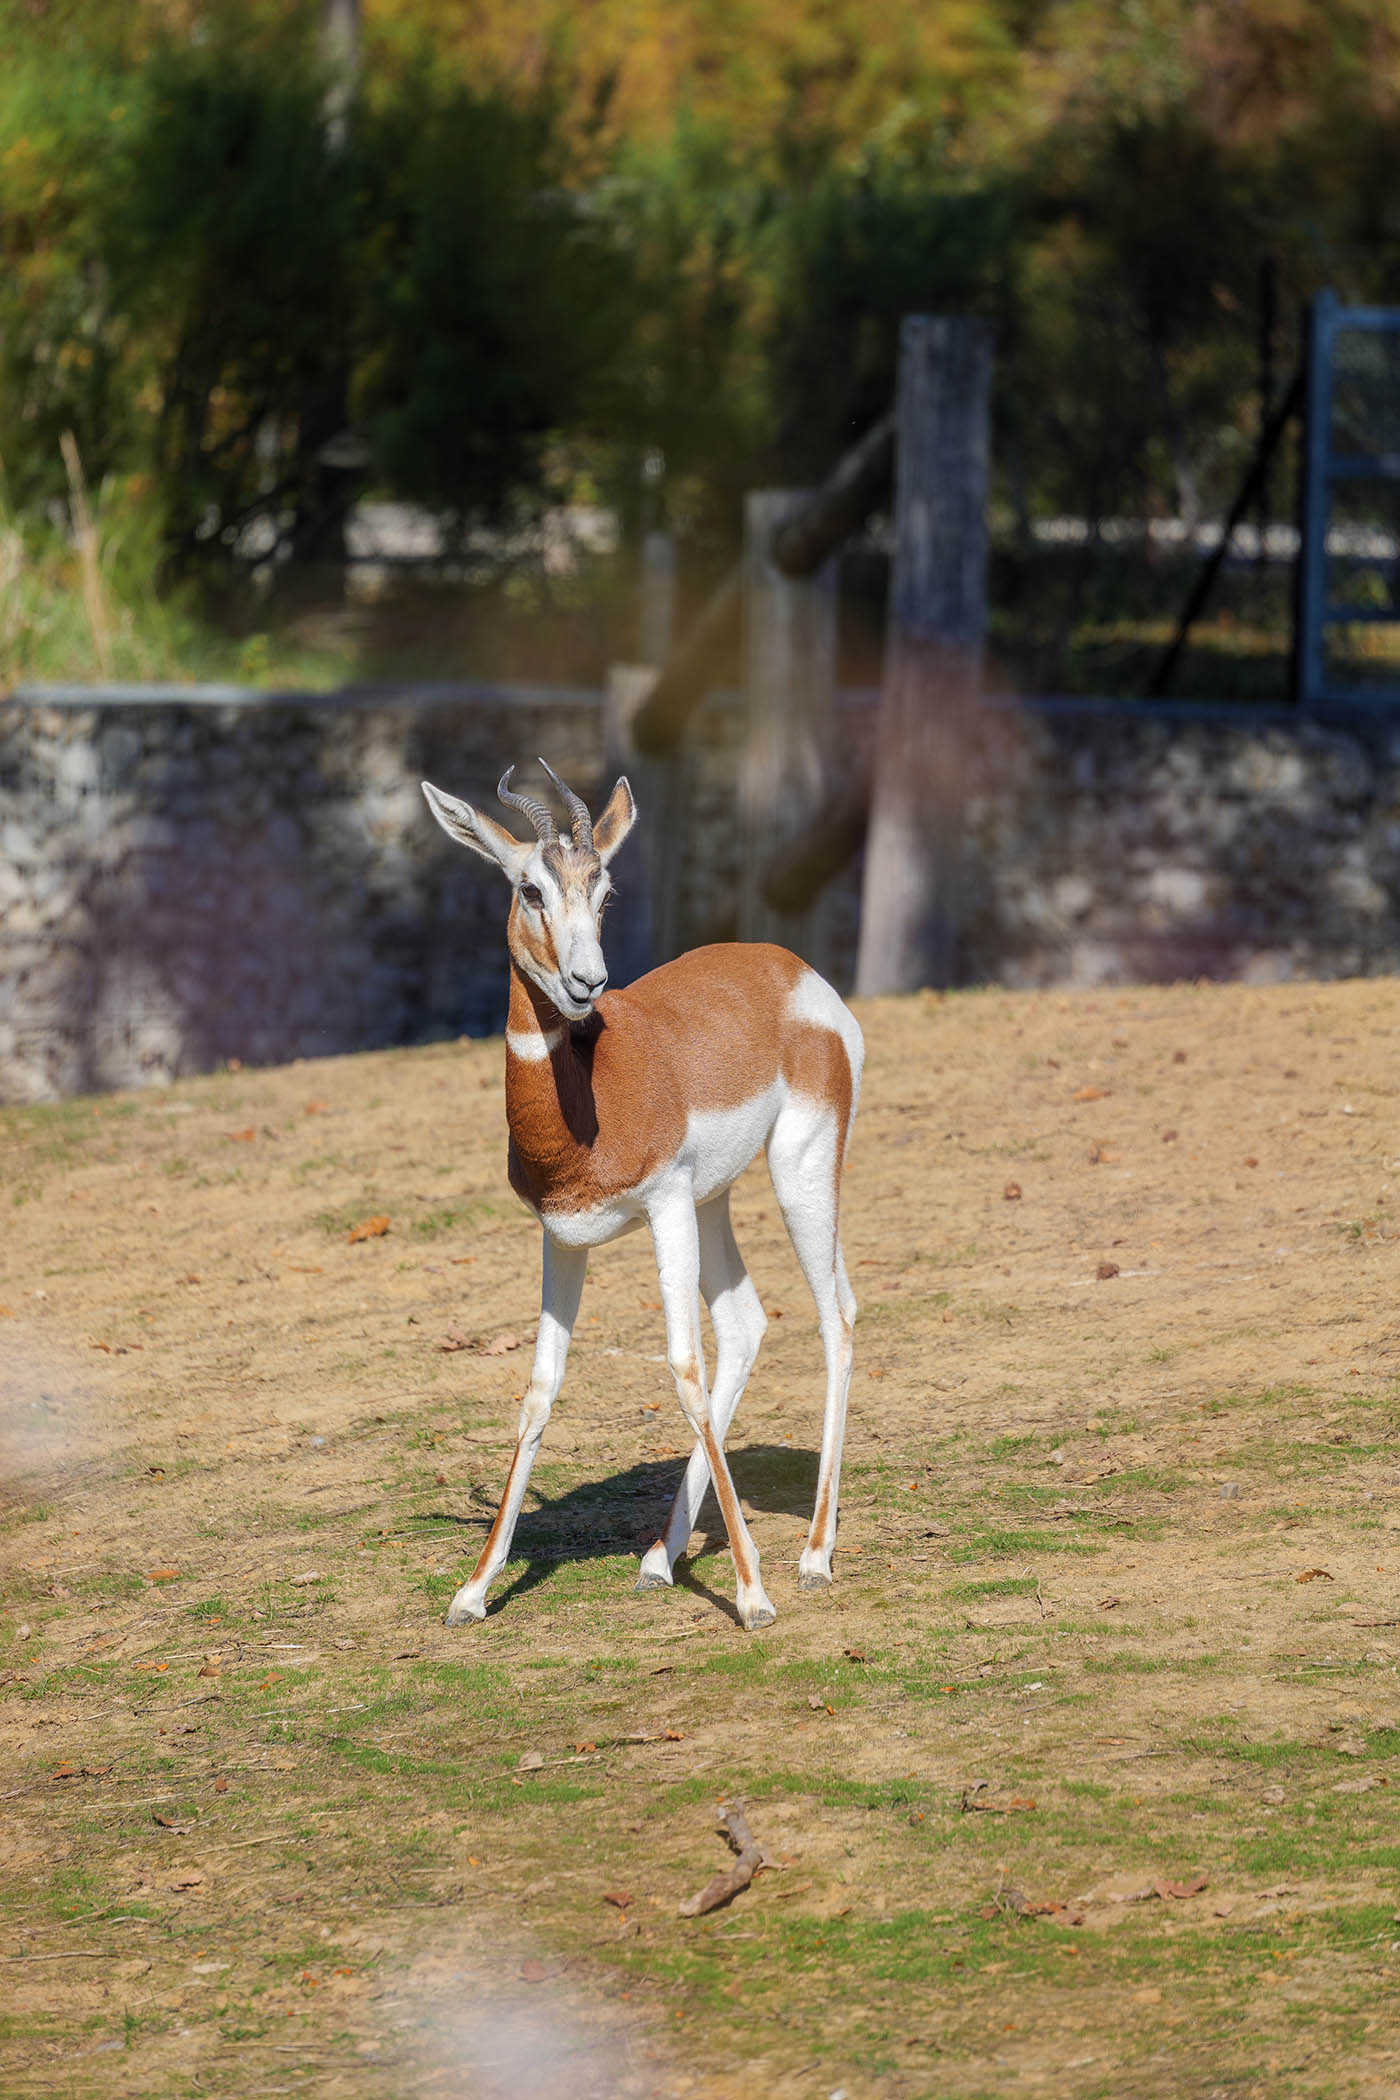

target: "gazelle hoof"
[634,1569,672,1592]
[443,1590,487,1626]
[797,1568,832,1591]
[741,1600,777,1632]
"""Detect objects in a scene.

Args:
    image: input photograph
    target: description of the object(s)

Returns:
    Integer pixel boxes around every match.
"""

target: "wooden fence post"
[738,490,838,972]
[639,530,677,668]
[854,316,993,996]
[602,530,682,982]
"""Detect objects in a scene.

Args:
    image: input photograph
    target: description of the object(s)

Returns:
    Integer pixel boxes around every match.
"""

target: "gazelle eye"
[520,883,544,910]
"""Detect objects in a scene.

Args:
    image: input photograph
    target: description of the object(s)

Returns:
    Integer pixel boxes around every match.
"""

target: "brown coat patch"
[505,943,849,1219]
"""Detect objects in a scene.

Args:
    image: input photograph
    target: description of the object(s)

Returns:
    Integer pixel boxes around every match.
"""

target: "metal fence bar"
[7,679,604,711]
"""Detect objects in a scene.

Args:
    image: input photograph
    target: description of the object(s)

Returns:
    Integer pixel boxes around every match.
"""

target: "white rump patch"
[788,969,865,1119]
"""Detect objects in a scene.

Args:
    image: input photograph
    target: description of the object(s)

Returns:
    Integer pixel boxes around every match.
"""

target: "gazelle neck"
[503,958,604,1210]
[505,958,571,1066]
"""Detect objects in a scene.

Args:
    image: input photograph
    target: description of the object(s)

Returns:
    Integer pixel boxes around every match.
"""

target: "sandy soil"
[2,974,1399,2099]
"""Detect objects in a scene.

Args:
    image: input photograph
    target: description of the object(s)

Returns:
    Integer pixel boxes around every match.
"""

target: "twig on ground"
[0,1949,122,1963]
[210,1834,308,1853]
[678,1802,776,1918]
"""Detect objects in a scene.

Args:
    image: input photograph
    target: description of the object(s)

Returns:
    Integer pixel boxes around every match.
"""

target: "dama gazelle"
[421,762,863,1631]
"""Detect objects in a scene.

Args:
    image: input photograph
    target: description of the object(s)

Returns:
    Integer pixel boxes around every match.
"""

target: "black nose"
[568,970,607,1001]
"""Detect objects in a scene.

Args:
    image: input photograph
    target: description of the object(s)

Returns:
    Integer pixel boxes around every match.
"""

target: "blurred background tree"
[3,0,1400,682]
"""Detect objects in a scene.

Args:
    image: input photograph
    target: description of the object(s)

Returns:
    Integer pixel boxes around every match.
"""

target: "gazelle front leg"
[443,1237,587,1625]
[649,1187,776,1632]
[638,1193,767,1591]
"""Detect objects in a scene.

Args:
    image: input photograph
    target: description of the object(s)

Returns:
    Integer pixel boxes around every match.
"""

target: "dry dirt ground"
[2,976,1399,2100]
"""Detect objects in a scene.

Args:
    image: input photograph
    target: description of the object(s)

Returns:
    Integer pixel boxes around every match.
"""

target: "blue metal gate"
[1297,289,1400,711]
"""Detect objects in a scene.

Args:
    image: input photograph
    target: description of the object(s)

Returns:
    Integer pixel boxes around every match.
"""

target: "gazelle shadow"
[445,1441,820,1621]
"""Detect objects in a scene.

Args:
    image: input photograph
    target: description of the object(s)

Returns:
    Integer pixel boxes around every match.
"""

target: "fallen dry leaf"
[961,1788,1036,1815]
[214,1776,228,1795]
[152,1813,194,1834]
[288,1571,323,1587]
[1073,1084,1108,1102]
[1296,1567,1334,1583]
[1096,1261,1120,1281]
[0,1305,14,1317]
[1153,1874,1208,1901]
[227,1128,257,1143]
[147,1567,179,1584]
[481,1331,523,1356]
[197,1656,221,1679]
[517,1750,545,1772]
[348,1216,390,1243]
[438,1328,470,1353]
[519,1960,555,1984]
[1003,1181,1022,1201]
[602,1891,633,1910]
[843,1648,868,1664]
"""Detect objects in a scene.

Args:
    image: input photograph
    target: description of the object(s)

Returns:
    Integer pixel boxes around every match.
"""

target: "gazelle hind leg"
[648,1184,776,1632]
[766,1099,854,1592]
[637,1192,767,1590]
[444,1238,587,1625]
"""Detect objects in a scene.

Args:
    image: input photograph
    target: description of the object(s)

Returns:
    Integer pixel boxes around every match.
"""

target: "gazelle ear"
[422,781,532,881]
[591,777,636,865]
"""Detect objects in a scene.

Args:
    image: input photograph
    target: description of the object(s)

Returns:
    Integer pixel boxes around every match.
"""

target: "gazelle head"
[422,762,636,1022]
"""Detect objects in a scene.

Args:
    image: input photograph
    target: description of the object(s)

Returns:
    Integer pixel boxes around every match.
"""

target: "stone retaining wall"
[0,692,605,1101]
[956,709,1400,988]
[3,689,1399,1101]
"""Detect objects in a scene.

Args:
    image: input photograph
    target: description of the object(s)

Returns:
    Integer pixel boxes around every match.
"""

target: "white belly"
[534,1084,781,1248]
[538,1196,647,1248]
[684,1082,782,1205]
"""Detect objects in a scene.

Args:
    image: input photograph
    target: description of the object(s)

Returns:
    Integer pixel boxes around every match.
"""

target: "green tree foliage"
[356,73,633,530]
[107,41,356,566]
[0,39,133,506]
[772,154,1021,475]
[6,0,1400,588]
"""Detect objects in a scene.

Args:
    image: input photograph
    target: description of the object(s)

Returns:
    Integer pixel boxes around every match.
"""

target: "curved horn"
[538,758,593,849]
[497,765,557,843]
